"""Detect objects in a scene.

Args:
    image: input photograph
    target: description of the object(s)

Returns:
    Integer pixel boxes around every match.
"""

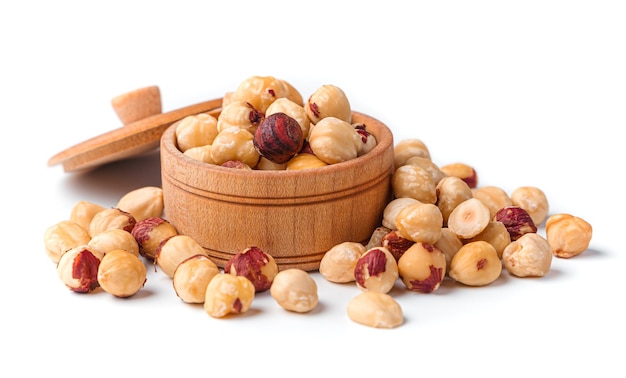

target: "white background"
[2,1,624,377]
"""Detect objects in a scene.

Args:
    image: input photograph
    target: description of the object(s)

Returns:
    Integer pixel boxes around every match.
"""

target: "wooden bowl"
[160,107,394,271]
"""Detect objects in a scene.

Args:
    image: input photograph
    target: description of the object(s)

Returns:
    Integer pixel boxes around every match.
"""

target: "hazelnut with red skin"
[253,112,304,164]
[381,230,416,262]
[495,206,537,241]
[354,247,399,294]
[224,246,278,292]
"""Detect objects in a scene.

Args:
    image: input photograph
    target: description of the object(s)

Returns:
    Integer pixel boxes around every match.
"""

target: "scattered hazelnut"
[354,247,399,294]
[270,269,319,313]
[131,217,178,260]
[381,230,416,262]
[382,197,421,231]
[173,255,220,304]
[204,273,255,318]
[440,162,478,188]
[472,186,513,220]
[347,291,403,329]
[70,200,106,232]
[495,206,537,241]
[44,220,91,263]
[397,242,446,293]
[365,226,393,250]
[88,208,136,238]
[448,241,502,287]
[434,227,463,270]
[97,249,147,298]
[319,241,367,283]
[467,221,511,259]
[447,198,491,239]
[88,228,140,257]
[392,164,438,204]
[56,245,104,293]
[395,202,443,244]
[393,138,431,170]
[224,246,279,292]
[436,176,474,226]
[545,213,592,258]
[155,235,209,279]
[502,233,552,277]
[115,186,164,222]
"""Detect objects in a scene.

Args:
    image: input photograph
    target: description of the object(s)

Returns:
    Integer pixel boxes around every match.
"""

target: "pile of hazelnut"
[44,76,593,329]
[175,75,376,170]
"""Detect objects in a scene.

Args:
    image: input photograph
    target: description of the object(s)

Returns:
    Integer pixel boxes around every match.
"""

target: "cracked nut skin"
[253,112,304,164]
[545,213,592,258]
[398,242,446,293]
[449,241,502,286]
[354,247,399,294]
[495,206,537,241]
[131,217,178,260]
[381,230,415,262]
[347,291,403,329]
[56,245,104,293]
[224,246,278,292]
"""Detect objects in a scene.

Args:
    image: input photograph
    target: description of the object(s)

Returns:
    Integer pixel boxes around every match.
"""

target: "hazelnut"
[467,221,511,259]
[502,233,552,277]
[70,200,106,231]
[210,126,260,168]
[395,202,443,244]
[44,220,91,263]
[285,153,328,170]
[472,186,513,220]
[495,206,537,241]
[448,241,502,287]
[510,186,550,226]
[253,112,304,164]
[440,162,478,188]
[382,197,421,230]
[447,198,491,239]
[392,164,438,204]
[266,97,311,138]
[398,242,446,293]
[545,213,592,258]
[270,269,318,313]
[97,249,147,298]
[56,245,104,293]
[354,123,377,156]
[354,247,399,294]
[88,228,140,257]
[224,246,278,292]
[173,255,220,304]
[217,101,264,135]
[131,217,178,260]
[365,226,392,250]
[319,241,367,283]
[436,176,474,226]
[88,208,136,237]
[305,84,352,124]
[393,138,431,170]
[155,235,209,279]
[228,75,291,113]
[115,186,164,222]
[175,113,219,152]
[347,291,403,329]
[308,116,361,165]
[204,273,255,318]
[434,227,463,270]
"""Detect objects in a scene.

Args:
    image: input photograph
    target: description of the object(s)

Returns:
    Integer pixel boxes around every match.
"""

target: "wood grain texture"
[48,98,223,172]
[161,111,395,271]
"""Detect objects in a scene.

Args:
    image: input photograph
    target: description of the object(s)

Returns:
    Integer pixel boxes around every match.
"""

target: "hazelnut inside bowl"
[160,103,394,271]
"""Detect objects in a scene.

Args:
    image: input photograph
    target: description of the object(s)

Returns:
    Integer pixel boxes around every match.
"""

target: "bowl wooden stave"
[160,110,394,271]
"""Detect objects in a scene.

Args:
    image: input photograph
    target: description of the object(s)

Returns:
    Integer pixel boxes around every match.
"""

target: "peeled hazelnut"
[155,235,209,279]
[285,153,328,170]
[495,206,537,241]
[253,112,304,164]
[434,227,463,269]
[436,176,473,226]
[115,186,164,222]
[440,162,478,188]
[70,201,106,231]
[88,208,136,238]
[393,138,431,170]
[204,273,255,318]
[472,186,513,220]
[467,221,511,259]
[221,160,252,170]
[347,291,403,329]
[217,101,264,135]
[382,197,421,230]
[545,213,592,258]
[270,269,318,313]
[224,246,278,292]
[305,84,352,124]
[88,228,139,257]
[354,123,377,156]
[97,249,147,298]
[229,75,290,113]
[319,241,367,283]
[131,217,178,260]
[175,113,219,152]
[266,97,310,138]
[447,198,491,239]
[448,241,502,287]
[56,245,104,293]
[308,116,361,165]
[210,126,260,167]
[173,255,220,304]
[354,247,399,294]
[502,233,552,277]
[395,202,443,244]
[44,220,91,263]
[398,242,446,293]
[392,164,438,204]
